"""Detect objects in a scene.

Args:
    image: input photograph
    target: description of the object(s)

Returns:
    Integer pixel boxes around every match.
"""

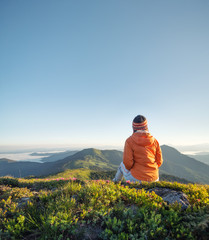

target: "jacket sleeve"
[155,141,163,167]
[123,140,134,170]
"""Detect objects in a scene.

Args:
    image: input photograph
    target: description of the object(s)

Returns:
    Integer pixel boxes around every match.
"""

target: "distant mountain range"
[1,145,209,184]
[0,148,123,178]
[39,150,78,163]
[188,153,209,165]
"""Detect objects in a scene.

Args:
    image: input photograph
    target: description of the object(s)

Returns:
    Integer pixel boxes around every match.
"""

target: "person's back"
[113,115,163,183]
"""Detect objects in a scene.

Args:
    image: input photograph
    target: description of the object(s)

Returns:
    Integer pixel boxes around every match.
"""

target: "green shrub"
[0,177,208,239]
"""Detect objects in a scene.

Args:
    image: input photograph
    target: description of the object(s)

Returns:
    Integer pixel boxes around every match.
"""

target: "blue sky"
[1,0,209,150]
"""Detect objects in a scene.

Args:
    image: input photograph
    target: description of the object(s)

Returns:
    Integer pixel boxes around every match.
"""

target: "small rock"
[148,188,190,210]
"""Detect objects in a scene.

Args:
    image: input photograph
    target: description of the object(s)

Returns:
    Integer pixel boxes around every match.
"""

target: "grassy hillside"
[56,148,123,171]
[44,168,193,184]
[45,146,209,184]
[46,168,116,181]
[1,146,209,185]
[0,176,208,239]
[160,145,209,184]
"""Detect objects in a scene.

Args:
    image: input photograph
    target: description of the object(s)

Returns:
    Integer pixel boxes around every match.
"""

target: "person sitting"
[113,115,163,183]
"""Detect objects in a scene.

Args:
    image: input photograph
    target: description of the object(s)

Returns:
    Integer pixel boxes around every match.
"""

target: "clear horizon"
[0,143,209,165]
[1,1,209,149]
[1,142,209,154]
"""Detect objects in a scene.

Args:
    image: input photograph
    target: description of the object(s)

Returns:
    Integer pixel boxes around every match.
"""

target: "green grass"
[0,176,209,240]
[47,168,92,180]
[41,168,116,181]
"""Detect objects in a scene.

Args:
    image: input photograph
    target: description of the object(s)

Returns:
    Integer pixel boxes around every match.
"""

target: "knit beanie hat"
[132,115,148,131]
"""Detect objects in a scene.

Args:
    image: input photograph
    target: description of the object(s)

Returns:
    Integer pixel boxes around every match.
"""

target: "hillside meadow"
[0,174,209,240]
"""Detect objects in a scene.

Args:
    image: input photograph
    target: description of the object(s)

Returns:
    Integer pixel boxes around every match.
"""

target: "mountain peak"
[79,148,102,156]
[161,145,181,154]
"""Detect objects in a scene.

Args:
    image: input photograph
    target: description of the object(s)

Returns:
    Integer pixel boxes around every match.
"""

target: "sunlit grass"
[0,176,208,239]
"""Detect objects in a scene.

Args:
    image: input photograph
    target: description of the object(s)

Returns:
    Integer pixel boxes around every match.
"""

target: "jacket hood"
[131,132,155,146]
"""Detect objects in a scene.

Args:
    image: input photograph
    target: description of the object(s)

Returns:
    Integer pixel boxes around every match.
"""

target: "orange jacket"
[123,132,163,182]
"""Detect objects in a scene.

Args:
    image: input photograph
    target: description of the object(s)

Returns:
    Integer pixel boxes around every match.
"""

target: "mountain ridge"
[160,145,209,184]
[1,145,209,184]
